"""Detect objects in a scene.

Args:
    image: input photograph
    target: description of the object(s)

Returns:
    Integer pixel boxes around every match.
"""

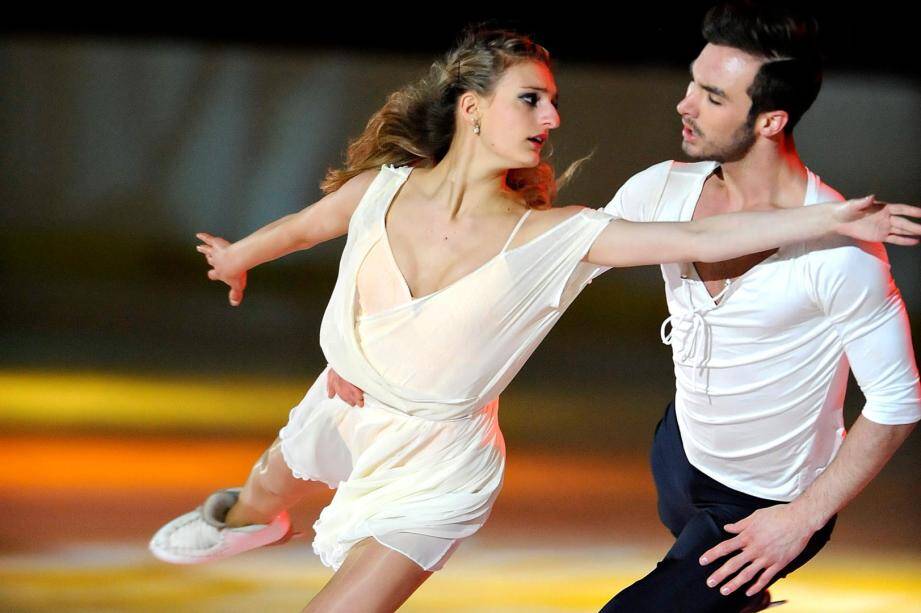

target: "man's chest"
[690,183,783,300]
[663,254,821,332]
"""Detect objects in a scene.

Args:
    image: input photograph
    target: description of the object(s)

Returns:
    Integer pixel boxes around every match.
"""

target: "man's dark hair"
[703,1,822,133]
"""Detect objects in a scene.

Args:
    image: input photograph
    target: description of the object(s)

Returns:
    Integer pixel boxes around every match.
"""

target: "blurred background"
[2,3,919,611]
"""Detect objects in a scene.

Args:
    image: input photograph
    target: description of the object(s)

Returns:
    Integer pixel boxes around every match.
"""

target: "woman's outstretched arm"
[586,197,921,268]
[195,170,378,305]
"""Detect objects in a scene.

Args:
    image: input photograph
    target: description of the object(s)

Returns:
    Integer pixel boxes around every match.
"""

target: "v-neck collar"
[680,163,816,307]
[379,168,533,304]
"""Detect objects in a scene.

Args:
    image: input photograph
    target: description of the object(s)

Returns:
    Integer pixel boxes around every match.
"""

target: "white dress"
[279,164,612,571]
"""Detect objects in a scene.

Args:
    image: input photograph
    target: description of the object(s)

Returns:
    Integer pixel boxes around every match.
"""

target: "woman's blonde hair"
[321,28,582,209]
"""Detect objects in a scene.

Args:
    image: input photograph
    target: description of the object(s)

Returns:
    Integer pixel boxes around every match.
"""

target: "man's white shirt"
[600,160,921,501]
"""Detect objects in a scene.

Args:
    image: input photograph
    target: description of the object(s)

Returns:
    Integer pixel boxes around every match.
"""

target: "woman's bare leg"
[225,437,312,527]
[303,539,433,613]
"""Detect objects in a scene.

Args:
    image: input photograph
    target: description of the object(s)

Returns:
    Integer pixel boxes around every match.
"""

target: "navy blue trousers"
[600,402,836,613]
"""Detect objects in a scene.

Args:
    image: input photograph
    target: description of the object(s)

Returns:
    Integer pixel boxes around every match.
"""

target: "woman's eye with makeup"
[708,96,722,106]
[520,93,538,106]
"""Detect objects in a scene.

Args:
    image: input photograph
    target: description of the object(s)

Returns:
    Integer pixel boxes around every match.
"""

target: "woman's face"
[476,60,560,169]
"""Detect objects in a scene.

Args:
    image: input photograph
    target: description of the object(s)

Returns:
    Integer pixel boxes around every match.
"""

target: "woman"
[149,28,920,612]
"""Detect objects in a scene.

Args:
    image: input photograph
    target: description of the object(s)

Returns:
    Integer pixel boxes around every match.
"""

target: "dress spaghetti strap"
[500,209,532,253]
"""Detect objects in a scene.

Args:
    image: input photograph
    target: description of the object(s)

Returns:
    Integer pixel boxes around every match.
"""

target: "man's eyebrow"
[689,61,728,99]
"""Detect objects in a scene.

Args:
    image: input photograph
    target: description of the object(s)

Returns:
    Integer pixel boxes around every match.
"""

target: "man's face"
[676,43,763,163]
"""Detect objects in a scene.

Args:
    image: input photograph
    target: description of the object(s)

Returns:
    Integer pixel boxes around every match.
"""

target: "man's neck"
[711,137,808,212]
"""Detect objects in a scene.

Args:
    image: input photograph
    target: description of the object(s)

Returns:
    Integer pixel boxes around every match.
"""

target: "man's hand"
[699,504,816,597]
[326,368,365,407]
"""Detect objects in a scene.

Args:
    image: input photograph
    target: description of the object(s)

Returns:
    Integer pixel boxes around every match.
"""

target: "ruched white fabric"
[279,164,613,570]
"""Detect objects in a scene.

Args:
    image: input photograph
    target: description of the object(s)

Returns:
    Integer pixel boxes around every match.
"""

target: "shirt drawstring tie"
[660,276,731,401]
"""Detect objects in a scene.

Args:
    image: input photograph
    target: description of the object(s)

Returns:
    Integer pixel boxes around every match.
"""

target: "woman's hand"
[196,232,247,306]
[835,196,921,245]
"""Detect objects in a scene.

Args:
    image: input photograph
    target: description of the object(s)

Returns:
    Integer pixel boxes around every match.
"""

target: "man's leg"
[601,505,835,612]
[600,402,755,612]
[600,403,836,612]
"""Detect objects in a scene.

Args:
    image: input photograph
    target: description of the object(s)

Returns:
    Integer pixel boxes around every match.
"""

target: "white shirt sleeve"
[804,238,921,425]
[600,160,673,222]
[588,161,674,281]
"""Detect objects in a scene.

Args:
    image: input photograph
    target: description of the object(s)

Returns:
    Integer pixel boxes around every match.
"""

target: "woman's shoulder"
[508,205,590,249]
[338,164,416,209]
[529,205,591,225]
[317,168,387,230]
[340,162,417,195]
[336,168,383,199]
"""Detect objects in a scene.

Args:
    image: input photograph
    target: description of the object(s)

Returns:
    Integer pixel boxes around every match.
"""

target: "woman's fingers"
[197,246,214,265]
[887,204,921,219]
[885,235,919,246]
[892,216,921,236]
[198,234,246,304]
[848,195,875,212]
[229,287,244,306]
[196,232,231,248]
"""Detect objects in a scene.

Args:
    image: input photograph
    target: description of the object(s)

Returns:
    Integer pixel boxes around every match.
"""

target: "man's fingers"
[326,370,341,399]
[700,535,743,565]
[338,383,357,407]
[325,368,366,408]
[718,560,763,596]
[346,388,364,407]
[745,564,781,597]
[706,551,751,588]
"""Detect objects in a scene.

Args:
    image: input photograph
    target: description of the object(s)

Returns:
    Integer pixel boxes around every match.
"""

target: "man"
[597,2,920,612]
